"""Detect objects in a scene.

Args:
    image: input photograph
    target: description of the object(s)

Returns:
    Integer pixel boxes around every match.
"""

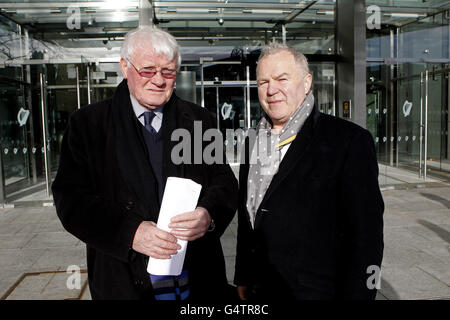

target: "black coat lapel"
[162,94,185,188]
[161,94,198,190]
[111,80,160,221]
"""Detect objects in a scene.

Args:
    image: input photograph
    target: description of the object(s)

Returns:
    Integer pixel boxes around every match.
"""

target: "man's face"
[257,51,312,130]
[120,44,177,109]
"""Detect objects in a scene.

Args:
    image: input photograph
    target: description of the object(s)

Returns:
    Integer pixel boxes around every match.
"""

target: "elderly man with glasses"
[52,26,238,300]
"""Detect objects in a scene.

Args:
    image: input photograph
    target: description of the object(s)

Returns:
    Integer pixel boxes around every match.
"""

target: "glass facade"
[0,15,34,200]
[366,4,450,179]
[0,0,449,204]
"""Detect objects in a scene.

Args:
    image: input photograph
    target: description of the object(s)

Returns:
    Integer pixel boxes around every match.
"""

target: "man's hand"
[132,221,181,259]
[237,285,248,300]
[168,207,212,241]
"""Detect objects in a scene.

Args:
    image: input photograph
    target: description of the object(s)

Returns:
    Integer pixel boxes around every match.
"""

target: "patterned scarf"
[246,92,315,228]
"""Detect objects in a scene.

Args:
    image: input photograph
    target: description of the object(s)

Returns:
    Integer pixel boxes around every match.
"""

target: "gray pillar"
[175,71,196,104]
[0,147,5,203]
[24,28,37,183]
[336,0,367,128]
[139,0,153,26]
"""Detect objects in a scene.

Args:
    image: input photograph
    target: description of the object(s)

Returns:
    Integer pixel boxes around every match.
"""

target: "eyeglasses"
[126,58,177,79]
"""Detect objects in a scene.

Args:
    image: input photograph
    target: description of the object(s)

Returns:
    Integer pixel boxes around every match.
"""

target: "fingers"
[170,228,204,241]
[139,242,178,259]
[155,236,181,251]
[169,207,211,241]
[154,226,179,244]
[169,208,210,229]
[237,286,247,301]
[132,221,181,259]
[170,207,210,225]
[169,210,193,223]
[169,219,199,230]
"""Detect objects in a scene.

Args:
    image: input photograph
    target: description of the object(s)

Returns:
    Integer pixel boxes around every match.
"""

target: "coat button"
[125,201,134,211]
[134,279,144,286]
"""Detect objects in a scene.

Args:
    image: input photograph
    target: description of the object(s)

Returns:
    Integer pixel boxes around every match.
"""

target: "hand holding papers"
[147,177,202,276]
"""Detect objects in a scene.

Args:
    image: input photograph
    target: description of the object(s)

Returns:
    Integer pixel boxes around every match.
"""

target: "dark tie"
[143,111,157,135]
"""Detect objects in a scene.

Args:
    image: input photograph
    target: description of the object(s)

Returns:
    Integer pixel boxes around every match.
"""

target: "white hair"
[257,42,310,76]
[121,26,181,70]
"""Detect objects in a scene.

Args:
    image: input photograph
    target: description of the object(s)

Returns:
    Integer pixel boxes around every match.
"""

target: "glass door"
[425,65,449,175]
[394,10,450,180]
[0,70,32,201]
[394,63,450,179]
[395,63,424,176]
[1,61,92,202]
[199,60,260,166]
[46,62,93,178]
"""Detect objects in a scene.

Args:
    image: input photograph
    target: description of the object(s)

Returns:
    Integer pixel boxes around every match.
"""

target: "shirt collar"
[129,94,164,120]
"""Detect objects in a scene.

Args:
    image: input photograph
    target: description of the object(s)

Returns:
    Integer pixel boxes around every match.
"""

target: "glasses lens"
[137,67,155,78]
[161,69,177,79]
[138,66,177,79]
[139,71,156,78]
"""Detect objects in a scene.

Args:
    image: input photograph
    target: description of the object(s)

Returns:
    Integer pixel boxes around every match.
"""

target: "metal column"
[201,64,205,107]
[246,66,251,129]
[0,148,5,204]
[389,29,396,167]
[24,28,37,184]
[336,0,366,127]
[199,57,213,108]
[419,72,424,178]
[86,65,91,105]
[424,70,429,180]
[76,67,81,109]
[40,73,51,197]
[216,85,220,130]
[139,0,153,26]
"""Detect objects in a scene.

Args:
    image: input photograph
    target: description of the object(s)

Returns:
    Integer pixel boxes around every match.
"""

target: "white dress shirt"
[130,94,164,132]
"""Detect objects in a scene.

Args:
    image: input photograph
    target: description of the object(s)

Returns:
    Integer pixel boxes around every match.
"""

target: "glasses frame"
[125,58,177,79]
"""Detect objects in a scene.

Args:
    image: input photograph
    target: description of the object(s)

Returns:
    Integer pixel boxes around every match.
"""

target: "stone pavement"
[0,185,449,300]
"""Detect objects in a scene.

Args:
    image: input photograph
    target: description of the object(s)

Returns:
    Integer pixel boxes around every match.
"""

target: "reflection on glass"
[0,75,29,187]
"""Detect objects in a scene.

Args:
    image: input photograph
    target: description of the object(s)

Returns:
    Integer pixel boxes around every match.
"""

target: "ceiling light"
[243,9,287,14]
[16,9,61,14]
[386,13,425,18]
[316,10,334,15]
[167,8,218,14]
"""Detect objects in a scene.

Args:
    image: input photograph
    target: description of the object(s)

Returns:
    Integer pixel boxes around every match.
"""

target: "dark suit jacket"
[234,105,384,300]
[52,80,238,300]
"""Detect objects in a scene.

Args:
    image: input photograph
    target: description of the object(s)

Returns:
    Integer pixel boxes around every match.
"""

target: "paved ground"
[0,184,449,300]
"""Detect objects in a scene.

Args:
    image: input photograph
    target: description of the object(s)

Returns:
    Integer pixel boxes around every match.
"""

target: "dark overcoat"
[234,105,384,300]
[52,80,238,300]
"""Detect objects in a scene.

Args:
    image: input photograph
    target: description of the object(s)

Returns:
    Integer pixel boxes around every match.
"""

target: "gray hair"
[257,42,310,76]
[121,26,181,70]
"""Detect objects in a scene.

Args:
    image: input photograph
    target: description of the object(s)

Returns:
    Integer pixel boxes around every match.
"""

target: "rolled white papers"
[147,177,202,276]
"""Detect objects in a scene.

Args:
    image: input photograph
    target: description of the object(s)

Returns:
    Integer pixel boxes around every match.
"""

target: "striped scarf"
[150,270,190,300]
